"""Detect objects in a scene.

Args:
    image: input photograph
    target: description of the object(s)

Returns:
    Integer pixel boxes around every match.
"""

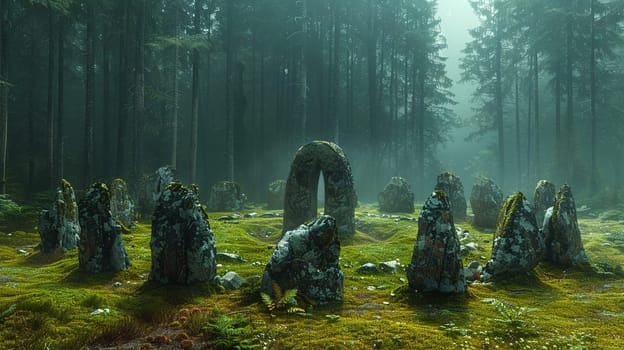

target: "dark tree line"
[1,0,622,205]
[0,0,457,202]
[462,0,624,196]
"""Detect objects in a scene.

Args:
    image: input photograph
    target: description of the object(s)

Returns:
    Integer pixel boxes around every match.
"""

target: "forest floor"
[1,203,624,350]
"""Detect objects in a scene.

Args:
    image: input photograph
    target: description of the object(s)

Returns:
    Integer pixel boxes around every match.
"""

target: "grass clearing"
[0,205,623,349]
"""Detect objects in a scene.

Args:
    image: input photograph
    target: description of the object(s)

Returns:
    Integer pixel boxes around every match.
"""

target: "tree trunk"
[0,0,8,194]
[116,2,129,177]
[533,50,539,179]
[133,0,145,180]
[171,0,179,169]
[299,0,307,143]
[28,14,36,187]
[526,55,532,187]
[84,0,95,186]
[225,0,234,181]
[102,32,111,178]
[494,19,504,188]
[515,67,521,189]
[57,15,64,181]
[47,1,55,189]
[589,0,597,186]
[555,61,561,181]
[566,18,575,181]
[366,0,378,189]
[189,0,201,184]
[331,0,340,143]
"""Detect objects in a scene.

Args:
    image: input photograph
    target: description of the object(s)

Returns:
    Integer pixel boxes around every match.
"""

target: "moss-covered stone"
[207,181,246,212]
[78,183,130,273]
[137,166,177,219]
[262,215,343,304]
[150,182,216,285]
[485,192,543,276]
[378,176,415,213]
[435,172,467,221]
[542,184,588,267]
[533,180,556,228]
[38,179,80,253]
[283,141,357,236]
[406,190,466,293]
[266,179,286,210]
[109,178,135,229]
[469,176,503,229]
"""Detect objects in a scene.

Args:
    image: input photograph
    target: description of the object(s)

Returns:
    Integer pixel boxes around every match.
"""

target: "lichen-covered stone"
[406,191,466,293]
[266,179,286,209]
[38,179,80,252]
[435,172,467,221]
[378,177,414,213]
[137,166,177,219]
[470,176,504,229]
[150,182,216,285]
[484,192,544,276]
[542,184,588,267]
[78,183,130,273]
[109,178,135,228]
[262,215,343,304]
[207,181,246,212]
[283,141,357,236]
[533,180,555,228]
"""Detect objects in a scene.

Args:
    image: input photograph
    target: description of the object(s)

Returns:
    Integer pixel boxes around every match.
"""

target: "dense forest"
[0,0,622,203]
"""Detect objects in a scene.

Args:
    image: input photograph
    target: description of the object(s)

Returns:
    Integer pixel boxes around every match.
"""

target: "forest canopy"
[0,0,622,203]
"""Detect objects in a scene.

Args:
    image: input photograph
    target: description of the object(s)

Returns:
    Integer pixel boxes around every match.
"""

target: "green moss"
[0,204,623,349]
[495,192,524,238]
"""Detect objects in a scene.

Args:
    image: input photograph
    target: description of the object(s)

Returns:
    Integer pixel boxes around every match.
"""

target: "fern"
[260,282,300,313]
[0,304,17,323]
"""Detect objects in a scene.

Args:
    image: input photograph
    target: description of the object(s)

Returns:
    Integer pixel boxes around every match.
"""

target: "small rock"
[367,286,376,291]
[16,249,29,256]
[251,261,263,266]
[260,212,280,218]
[357,263,378,274]
[379,260,399,274]
[113,281,123,287]
[602,243,613,247]
[220,271,246,290]
[90,308,111,316]
[216,252,247,263]
[244,212,258,218]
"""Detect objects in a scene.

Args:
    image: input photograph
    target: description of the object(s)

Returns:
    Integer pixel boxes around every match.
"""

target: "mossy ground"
[1,204,623,349]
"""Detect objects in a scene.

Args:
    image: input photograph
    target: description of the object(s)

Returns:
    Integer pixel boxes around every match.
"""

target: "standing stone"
[406,191,466,293]
[484,192,544,276]
[283,141,357,236]
[266,180,286,209]
[207,181,246,212]
[470,176,504,229]
[137,166,177,219]
[435,172,467,221]
[109,178,135,228]
[542,184,588,267]
[262,215,343,304]
[378,177,415,213]
[38,179,80,252]
[78,183,130,273]
[533,180,556,228]
[150,183,216,285]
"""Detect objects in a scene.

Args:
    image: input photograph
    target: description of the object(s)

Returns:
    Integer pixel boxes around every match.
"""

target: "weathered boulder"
[109,178,135,228]
[266,180,286,209]
[470,176,504,229]
[150,183,217,285]
[38,179,80,253]
[542,184,588,267]
[378,177,415,213]
[283,141,357,236]
[207,181,246,212]
[533,180,556,228]
[219,271,246,290]
[484,192,544,276]
[78,183,130,273]
[406,191,466,293]
[435,172,467,221]
[262,215,343,304]
[137,166,177,218]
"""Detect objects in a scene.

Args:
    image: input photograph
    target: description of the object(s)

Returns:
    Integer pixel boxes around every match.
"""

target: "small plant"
[260,282,304,314]
[483,298,537,329]
[0,303,17,323]
[439,321,468,337]
[202,308,258,350]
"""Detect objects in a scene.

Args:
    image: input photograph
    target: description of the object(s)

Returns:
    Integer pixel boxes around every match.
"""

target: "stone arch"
[283,141,357,236]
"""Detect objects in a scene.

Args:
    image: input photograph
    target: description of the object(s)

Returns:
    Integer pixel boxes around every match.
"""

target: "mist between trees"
[0,0,622,204]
